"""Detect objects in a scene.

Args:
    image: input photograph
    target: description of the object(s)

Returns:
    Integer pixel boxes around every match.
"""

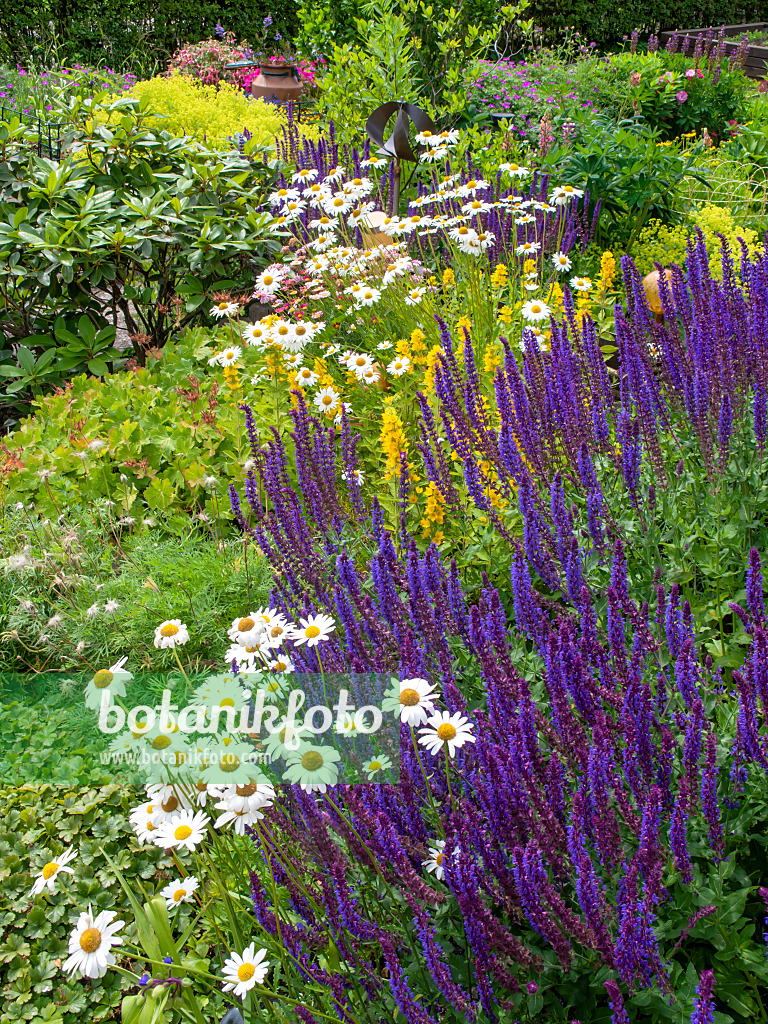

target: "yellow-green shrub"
[635,204,758,280]
[123,73,317,149]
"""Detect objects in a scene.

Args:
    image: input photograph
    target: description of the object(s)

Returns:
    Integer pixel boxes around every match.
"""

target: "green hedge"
[0,0,300,73]
[528,0,768,45]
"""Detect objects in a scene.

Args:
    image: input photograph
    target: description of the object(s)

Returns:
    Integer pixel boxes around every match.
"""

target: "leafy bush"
[634,203,760,278]
[0,93,277,422]
[127,73,304,149]
[0,503,271,673]
[1,329,274,523]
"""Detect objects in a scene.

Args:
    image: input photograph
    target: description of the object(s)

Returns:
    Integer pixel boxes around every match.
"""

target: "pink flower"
[676,90,688,103]
[685,68,696,78]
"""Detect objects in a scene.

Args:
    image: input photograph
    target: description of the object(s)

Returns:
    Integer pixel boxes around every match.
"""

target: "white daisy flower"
[364,754,393,779]
[323,165,346,182]
[254,269,283,294]
[382,677,438,726]
[210,301,240,319]
[570,276,593,292]
[346,352,374,375]
[377,340,393,351]
[214,805,269,834]
[265,653,295,674]
[227,613,265,645]
[283,743,342,791]
[314,386,341,415]
[420,145,449,162]
[418,711,476,757]
[63,906,124,979]
[360,155,387,169]
[360,366,380,385]
[387,356,410,376]
[321,193,354,217]
[292,613,336,647]
[405,288,426,305]
[215,781,276,813]
[456,178,489,196]
[461,199,492,215]
[516,241,541,256]
[292,167,319,184]
[552,252,572,272]
[309,213,336,230]
[551,184,584,205]
[84,656,132,710]
[295,366,319,387]
[521,299,552,323]
[283,351,304,369]
[341,467,364,486]
[160,876,199,909]
[499,162,529,178]
[448,225,477,244]
[355,286,381,307]
[219,345,242,367]
[30,846,77,896]
[154,810,210,852]
[220,943,270,997]
[154,619,190,649]
[422,839,448,879]
[226,641,268,673]
[269,186,300,204]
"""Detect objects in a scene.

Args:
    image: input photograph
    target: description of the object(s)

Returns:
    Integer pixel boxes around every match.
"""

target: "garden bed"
[660,21,768,78]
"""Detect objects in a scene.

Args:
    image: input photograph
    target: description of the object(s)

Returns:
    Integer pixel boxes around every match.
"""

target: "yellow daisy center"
[173,888,187,902]
[272,663,287,673]
[238,963,256,982]
[531,305,541,314]
[162,796,179,812]
[301,751,323,771]
[263,275,273,285]
[305,625,321,638]
[174,825,193,840]
[400,688,420,706]
[160,623,179,637]
[152,736,171,750]
[79,927,101,953]
[435,851,444,865]
[42,862,58,879]
[236,783,258,796]
[94,669,113,688]
[221,754,240,772]
[295,325,307,336]
[436,723,457,741]
[218,302,228,310]
[369,760,381,770]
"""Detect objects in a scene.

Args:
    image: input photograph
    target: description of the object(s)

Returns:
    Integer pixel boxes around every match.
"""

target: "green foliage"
[0,330,270,523]
[0,777,171,1024]
[0,0,300,76]
[0,503,271,674]
[316,0,527,143]
[541,114,708,251]
[127,74,314,149]
[524,0,747,47]
[0,93,278,420]
[634,203,760,278]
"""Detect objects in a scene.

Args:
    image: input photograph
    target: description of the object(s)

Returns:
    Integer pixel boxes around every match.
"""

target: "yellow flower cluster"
[420,481,446,543]
[497,305,514,325]
[490,263,508,290]
[456,315,472,335]
[423,344,444,392]
[380,403,409,480]
[443,268,455,287]
[600,250,616,289]
[223,365,240,393]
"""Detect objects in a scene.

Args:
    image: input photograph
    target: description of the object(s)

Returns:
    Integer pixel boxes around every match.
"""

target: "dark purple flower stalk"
[690,969,716,1024]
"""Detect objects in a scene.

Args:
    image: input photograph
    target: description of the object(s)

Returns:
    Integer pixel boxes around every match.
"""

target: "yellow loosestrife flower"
[443,268,455,287]
[380,404,409,480]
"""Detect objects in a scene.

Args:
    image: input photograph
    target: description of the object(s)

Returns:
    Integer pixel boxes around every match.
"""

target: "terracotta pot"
[250,63,304,103]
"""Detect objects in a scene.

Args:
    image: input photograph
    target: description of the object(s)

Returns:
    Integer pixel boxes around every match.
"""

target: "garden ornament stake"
[364,101,435,215]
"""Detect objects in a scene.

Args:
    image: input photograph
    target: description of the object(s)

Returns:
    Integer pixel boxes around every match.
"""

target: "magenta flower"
[676,90,688,103]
